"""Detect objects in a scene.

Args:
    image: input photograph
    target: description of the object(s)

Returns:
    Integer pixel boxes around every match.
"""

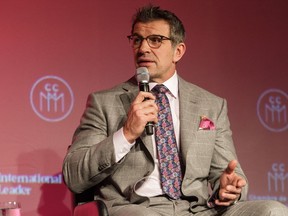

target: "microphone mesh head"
[136,67,150,83]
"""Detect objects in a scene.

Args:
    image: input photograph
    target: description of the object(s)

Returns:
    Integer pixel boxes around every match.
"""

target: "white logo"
[30,75,74,122]
[257,89,288,132]
[268,163,288,193]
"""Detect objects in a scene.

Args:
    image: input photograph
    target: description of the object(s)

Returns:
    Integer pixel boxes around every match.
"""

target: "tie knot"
[152,84,169,94]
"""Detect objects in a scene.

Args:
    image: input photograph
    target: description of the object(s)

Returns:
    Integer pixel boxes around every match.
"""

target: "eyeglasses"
[127,34,172,49]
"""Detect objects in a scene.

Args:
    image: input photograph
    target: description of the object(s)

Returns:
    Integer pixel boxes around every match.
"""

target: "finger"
[219,187,239,200]
[236,178,247,188]
[142,107,158,123]
[136,91,156,103]
[225,160,238,174]
[221,193,239,201]
[215,199,233,207]
[142,105,157,115]
[139,100,158,117]
[226,185,242,194]
[132,97,157,114]
[142,98,158,108]
[217,190,240,206]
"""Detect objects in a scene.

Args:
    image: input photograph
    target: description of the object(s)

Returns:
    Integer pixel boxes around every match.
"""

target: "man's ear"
[173,42,186,63]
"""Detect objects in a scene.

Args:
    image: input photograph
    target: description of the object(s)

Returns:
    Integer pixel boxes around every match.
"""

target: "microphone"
[136,67,154,135]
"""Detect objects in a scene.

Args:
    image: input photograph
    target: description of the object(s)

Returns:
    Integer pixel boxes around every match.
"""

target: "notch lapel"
[178,77,201,164]
[118,79,155,161]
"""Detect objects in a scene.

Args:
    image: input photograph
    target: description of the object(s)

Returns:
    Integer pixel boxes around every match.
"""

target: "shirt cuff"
[113,128,135,162]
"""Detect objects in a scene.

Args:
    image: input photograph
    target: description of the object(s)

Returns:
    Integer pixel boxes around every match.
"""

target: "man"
[63,5,288,216]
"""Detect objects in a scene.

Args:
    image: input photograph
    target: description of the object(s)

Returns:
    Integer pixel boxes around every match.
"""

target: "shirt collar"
[149,71,178,98]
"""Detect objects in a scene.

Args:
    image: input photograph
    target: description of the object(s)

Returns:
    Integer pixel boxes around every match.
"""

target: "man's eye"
[133,37,142,43]
[149,37,161,43]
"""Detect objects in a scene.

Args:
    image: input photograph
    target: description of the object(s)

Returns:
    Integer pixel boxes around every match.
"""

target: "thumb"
[225,160,238,174]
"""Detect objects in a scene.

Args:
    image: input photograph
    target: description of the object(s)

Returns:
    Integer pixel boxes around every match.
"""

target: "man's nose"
[138,38,150,52]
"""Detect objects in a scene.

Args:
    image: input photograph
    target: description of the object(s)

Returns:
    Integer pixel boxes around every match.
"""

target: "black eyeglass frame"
[127,34,172,49]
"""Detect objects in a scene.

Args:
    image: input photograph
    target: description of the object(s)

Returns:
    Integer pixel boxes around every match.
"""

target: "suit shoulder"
[88,78,137,98]
[180,77,224,101]
[191,84,222,100]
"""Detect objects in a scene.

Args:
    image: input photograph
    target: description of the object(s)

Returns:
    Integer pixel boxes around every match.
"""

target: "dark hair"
[131,5,185,46]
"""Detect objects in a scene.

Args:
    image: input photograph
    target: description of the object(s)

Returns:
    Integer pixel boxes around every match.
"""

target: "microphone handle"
[139,82,154,135]
[138,82,149,92]
[145,122,154,135]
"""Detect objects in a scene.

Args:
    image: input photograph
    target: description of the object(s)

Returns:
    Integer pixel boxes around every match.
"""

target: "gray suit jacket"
[63,75,248,213]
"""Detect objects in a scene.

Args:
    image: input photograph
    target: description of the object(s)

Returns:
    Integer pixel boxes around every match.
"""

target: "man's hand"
[215,160,247,206]
[123,91,158,143]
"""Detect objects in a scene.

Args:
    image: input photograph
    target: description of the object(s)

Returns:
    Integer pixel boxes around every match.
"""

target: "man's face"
[131,20,185,83]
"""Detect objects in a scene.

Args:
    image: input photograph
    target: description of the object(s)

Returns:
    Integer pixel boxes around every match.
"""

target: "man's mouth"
[137,59,154,66]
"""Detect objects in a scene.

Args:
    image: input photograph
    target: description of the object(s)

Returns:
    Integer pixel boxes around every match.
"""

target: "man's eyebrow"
[131,33,142,37]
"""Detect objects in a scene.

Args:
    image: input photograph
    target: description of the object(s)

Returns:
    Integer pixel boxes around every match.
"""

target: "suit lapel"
[178,77,201,164]
[119,78,138,114]
[118,78,155,160]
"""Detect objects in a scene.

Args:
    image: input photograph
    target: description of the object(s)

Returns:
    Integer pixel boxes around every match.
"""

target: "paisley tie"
[152,84,182,199]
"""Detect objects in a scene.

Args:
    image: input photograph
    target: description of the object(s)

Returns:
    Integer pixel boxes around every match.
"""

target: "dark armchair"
[73,187,109,216]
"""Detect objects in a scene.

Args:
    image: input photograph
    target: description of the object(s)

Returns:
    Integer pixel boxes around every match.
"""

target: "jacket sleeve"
[62,92,127,193]
[207,98,248,205]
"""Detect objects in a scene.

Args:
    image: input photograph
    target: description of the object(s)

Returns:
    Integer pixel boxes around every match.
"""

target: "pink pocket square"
[199,116,215,130]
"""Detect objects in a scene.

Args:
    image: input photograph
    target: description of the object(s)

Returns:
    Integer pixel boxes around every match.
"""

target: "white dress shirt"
[113,72,180,197]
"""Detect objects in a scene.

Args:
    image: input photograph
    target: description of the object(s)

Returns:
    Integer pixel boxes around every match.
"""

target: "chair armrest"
[73,200,109,216]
